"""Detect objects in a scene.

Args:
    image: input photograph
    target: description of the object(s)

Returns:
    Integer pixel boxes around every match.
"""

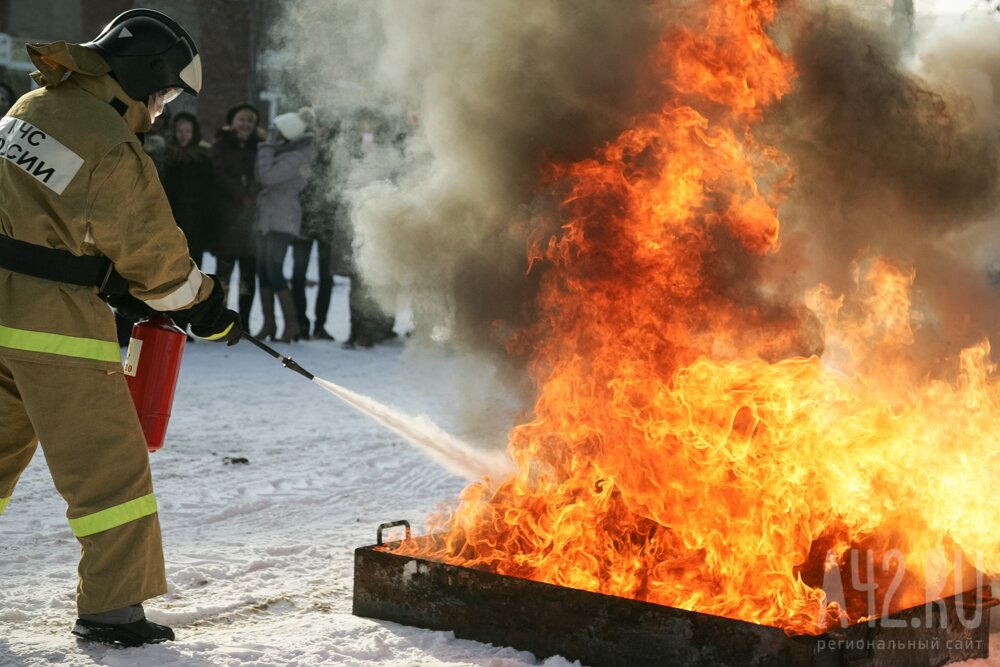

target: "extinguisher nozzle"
[243,334,316,381]
[281,357,315,381]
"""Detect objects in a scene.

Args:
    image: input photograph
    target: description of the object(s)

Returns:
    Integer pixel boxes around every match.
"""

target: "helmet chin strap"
[146,91,166,123]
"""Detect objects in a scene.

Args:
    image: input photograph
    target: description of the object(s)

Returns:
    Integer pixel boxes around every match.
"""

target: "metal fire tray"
[353,521,994,667]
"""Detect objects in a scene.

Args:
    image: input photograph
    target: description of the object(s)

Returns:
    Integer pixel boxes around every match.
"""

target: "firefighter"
[0,9,240,646]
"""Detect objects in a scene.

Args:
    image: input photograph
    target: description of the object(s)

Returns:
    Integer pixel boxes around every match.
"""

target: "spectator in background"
[212,103,262,330]
[0,81,16,116]
[292,118,339,341]
[255,107,318,343]
[163,112,214,269]
[342,109,397,349]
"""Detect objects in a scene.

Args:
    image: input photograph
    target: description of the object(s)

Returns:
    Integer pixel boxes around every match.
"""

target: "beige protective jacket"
[0,42,213,370]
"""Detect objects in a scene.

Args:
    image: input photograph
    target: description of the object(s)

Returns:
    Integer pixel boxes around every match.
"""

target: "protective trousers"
[0,353,167,615]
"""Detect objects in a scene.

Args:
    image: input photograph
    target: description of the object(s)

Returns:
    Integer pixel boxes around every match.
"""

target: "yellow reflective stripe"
[198,321,233,341]
[0,496,10,516]
[0,324,120,363]
[69,493,157,537]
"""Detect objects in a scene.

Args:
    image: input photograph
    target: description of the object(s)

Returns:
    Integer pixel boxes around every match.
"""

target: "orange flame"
[389,0,1000,634]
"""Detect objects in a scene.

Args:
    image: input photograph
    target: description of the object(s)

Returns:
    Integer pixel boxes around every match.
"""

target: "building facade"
[0,0,265,137]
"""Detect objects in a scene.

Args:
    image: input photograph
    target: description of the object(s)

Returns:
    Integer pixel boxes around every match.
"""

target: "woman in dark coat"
[162,111,214,268]
[211,103,263,330]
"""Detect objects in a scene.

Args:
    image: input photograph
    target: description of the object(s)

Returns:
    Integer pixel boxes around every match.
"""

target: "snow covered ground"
[1,254,999,666]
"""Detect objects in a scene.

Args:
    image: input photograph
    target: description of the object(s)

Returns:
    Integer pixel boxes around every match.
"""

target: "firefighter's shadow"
[74,639,219,665]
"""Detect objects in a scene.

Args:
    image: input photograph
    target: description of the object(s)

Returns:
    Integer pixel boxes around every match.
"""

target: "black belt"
[0,234,127,295]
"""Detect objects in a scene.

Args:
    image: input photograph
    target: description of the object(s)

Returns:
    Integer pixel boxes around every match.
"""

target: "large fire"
[388,0,1000,634]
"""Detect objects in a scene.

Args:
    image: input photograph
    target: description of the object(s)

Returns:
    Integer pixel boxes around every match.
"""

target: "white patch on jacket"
[0,116,84,195]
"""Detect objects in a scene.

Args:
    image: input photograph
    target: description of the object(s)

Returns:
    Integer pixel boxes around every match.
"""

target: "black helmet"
[83,8,201,103]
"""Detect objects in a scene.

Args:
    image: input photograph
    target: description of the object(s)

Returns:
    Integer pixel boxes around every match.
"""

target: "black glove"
[169,277,242,346]
[103,292,153,321]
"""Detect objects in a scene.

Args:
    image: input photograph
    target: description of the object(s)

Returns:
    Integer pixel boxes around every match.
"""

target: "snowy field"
[1,254,999,667]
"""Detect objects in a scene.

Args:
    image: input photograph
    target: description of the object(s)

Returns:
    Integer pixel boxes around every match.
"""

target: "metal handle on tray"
[376,520,411,546]
[954,586,1000,610]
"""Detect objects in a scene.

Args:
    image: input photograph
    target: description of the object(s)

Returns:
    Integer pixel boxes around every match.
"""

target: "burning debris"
[277,0,1000,660]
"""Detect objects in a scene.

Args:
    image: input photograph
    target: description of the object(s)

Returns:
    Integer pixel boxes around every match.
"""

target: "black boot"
[342,331,373,349]
[255,287,276,340]
[313,324,334,341]
[275,290,301,343]
[72,618,175,647]
[238,293,254,331]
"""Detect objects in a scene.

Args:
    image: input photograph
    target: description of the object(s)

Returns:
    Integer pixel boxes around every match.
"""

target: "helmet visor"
[179,53,202,96]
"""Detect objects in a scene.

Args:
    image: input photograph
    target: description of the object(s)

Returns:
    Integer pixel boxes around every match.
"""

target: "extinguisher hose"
[242,334,315,381]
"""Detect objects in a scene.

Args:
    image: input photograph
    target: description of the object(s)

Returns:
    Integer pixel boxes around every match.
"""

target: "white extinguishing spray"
[241,334,512,481]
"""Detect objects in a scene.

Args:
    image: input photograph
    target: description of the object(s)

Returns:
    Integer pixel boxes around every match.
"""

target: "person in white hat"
[254,107,319,342]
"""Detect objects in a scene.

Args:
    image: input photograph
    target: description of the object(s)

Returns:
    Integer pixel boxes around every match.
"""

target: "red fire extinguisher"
[123,316,186,452]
